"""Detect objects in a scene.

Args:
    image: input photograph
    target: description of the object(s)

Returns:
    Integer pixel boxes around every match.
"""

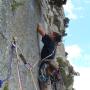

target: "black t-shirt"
[41,34,56,60]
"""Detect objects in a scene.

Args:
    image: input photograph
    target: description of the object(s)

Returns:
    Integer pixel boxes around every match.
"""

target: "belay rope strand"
[0,38,24,89]
[13,38,38,90]
[0,41,15,87]
[15,40,23,90]
[18,54,38,90]
[16,60,23,90]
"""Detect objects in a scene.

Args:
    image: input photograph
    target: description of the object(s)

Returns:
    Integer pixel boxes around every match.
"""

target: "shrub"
[3,82,9,90]
[57,57,74,88]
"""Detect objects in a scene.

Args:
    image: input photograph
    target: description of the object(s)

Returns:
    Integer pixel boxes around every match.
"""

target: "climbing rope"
[0,42,15,88]
[16,61,23,90]
[0,37,23,89]
[18,46,56,90]
[0,36,38,89]
[29,69,38,90]
[18,55,38,90]
[11,36,56,70]
[0,36,58,89]
[0,35,38,89]
[15,40,23,90]
[14,38,38,90]
[33,48,56,69]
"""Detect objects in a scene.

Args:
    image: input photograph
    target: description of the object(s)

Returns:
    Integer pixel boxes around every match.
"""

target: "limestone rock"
[0,0,77,90]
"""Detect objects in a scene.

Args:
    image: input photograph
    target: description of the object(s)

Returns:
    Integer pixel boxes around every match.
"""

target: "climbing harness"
[37,48,65,90]
[18,45,57,89]
[33,49,56,83]
[38,60,64,90]
[38,61,49,83]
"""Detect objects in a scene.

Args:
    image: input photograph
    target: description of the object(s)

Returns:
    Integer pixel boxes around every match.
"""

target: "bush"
[57,57,74,88]
[3,82,9,90]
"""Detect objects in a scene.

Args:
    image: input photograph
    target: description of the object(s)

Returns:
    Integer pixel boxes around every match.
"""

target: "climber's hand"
[37,23,46,37]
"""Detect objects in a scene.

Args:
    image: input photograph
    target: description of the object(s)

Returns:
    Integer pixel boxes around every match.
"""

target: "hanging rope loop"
[0,38,16,88]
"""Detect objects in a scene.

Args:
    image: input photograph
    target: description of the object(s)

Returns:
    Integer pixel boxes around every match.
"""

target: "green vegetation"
[57,57,74,88]
[11,0,24,12]
[57,57,67,67]
[3,82,9,90]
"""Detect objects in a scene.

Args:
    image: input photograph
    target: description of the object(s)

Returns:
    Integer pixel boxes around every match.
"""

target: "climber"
[37,23,62,80]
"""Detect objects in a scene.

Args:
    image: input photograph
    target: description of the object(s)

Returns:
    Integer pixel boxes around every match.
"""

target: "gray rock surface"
[0,0,75,90]
[0,0,41,90]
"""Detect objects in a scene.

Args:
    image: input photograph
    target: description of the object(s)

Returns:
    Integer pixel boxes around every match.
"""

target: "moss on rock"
[11,0,24,12]
[3,82,9,90]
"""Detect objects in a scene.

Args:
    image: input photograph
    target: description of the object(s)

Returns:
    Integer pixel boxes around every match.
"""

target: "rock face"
[0,0,77,90]
[0,0,41,90]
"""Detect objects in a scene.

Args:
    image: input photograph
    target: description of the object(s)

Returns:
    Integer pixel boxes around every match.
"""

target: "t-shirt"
[41,34,56,60]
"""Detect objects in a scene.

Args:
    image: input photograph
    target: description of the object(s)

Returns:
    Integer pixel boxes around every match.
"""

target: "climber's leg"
[48,60,61,80]
[38,79,52,90]
[49,60,59,69]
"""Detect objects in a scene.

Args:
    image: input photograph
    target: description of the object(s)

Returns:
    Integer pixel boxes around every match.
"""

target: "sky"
[63,0,90,90]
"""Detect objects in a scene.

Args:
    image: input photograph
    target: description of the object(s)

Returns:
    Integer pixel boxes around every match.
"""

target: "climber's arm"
[37,23,46,37]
